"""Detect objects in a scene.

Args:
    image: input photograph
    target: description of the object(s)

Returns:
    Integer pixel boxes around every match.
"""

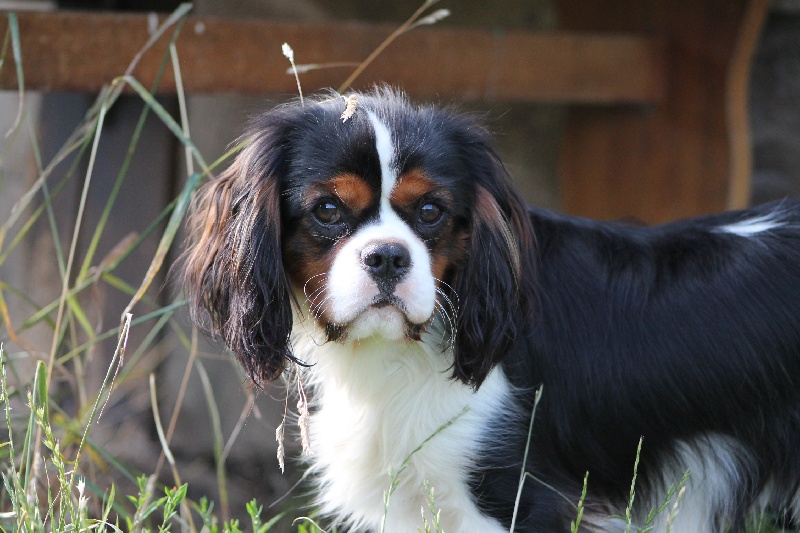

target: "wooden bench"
[0,0,769,222]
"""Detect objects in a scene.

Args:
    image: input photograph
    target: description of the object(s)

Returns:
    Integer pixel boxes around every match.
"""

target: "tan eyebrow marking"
[390,169,438,208]
[322,173,375,212]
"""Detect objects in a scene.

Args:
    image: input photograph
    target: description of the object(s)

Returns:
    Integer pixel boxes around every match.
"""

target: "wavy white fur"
[294,321,511,533]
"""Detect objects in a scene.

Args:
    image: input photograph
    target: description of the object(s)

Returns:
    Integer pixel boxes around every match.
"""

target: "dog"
[183,88,800,532]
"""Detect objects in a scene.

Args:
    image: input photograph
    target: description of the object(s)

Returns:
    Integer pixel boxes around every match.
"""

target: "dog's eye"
[418,203,443,225]
[313,201,341,225]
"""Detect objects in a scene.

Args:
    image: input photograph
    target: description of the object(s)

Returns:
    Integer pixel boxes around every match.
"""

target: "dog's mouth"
[371,293,408,312]
[322,293,428,342]
[370,295,428,340]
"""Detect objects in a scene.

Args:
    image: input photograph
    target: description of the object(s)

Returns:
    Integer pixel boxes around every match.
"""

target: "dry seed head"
[341,94,359,122]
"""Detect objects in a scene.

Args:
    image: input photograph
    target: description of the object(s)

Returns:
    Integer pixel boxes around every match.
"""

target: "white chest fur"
[298,336,511,533]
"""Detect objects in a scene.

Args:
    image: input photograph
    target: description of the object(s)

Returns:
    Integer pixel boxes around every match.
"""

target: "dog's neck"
[290,311,511,532]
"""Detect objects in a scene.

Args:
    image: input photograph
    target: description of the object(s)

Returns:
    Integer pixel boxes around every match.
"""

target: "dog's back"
[475,200,800,531]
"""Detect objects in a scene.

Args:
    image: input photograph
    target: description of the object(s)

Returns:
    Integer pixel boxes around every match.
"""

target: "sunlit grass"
[0,5,296,531]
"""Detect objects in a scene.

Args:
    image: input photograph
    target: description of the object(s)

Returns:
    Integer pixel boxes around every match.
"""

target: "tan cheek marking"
[431,252,450,283]
[390,169,437,208]
[297,257,329,299]
[431,229,469,283]
[284,237,346,323]
[324,173,374,212]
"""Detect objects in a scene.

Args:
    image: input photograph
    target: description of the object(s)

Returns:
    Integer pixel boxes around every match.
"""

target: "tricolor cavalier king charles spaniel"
[184,89,800,532]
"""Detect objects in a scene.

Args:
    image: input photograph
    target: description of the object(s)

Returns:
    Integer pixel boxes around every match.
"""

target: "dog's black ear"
[449,127,536,388]
[183,123,296,387]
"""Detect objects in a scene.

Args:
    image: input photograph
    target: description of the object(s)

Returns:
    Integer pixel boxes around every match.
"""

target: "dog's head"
[184,88,535,388]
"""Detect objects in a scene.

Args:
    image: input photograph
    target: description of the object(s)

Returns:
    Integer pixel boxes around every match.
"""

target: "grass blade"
[510,385,544,532]
[76,6,191,283]
[19,198,177,332]
[196,359,229,522]
[115,75,208,172]
[122,171,201,318]
[149,373,178,480]
[45,92,113,389]
[2,3,192,238]
[4,13,24,139]
[72,313,132,477]
[338,0,446,93]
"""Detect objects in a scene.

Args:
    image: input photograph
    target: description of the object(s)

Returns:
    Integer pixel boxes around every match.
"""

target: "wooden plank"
[0,10,665,103]
[725,0,771,209]
[557,0,759,223]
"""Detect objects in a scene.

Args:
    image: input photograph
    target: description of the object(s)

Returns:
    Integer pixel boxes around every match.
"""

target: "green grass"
[0,5,304,531]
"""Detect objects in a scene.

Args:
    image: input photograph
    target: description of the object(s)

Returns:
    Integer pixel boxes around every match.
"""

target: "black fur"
[476,203,800,530]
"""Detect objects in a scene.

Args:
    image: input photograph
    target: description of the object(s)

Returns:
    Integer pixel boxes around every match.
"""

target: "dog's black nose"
[361,242,411,281]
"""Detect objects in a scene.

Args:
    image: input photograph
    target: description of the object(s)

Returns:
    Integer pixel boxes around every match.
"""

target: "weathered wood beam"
[0,10,665,103]
[557,0,766,222]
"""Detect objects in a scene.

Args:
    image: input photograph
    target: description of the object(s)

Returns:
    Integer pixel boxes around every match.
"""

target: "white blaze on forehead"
[366,110,397,203]
[320,109,437,338]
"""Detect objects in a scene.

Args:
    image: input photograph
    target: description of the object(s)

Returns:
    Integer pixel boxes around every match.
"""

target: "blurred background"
[0,0,798,529]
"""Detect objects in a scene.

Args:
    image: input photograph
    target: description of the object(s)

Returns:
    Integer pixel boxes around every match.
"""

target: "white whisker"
[435,286,459,319]
[434,277,460,306]
[303,273,327,297]
[305,284,327,304]
[311,294,334,317]
[435,307,454,337]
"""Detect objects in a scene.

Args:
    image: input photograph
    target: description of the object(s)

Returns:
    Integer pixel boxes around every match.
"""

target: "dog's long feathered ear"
[183,126,296,387]
[448,120,536,388]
